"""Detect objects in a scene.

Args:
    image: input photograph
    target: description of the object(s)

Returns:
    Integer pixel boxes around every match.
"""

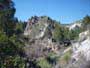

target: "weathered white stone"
[69,23,82,30]
[72,37,90,61]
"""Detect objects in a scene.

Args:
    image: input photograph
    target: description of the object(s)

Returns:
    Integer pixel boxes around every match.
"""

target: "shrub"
[59,49,72,64]
[37,58,52,68]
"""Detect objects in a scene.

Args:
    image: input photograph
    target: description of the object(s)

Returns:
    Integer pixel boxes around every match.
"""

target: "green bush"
[37,58,52,68]
[60,49,72,64]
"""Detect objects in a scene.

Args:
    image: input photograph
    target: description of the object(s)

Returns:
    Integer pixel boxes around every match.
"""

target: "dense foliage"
[0,0,26,68]
[52,23,82,43]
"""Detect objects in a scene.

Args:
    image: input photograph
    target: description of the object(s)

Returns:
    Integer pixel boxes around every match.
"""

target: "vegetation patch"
[37,58,52,68]
[59,48,72,66]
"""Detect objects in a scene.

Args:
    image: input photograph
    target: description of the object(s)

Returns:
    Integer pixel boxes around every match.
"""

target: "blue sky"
[14,0,90,24]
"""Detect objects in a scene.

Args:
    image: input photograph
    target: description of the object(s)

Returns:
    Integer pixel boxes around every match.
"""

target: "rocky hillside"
[24,16,60,58]
[62,20,82,31]
[24,16,82,41]
[24,16,55,39]
[1,0,90,68]
[23,15,90,68]
[65,30,90,68]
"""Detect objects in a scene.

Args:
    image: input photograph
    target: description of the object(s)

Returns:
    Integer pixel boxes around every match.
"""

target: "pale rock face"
[24,30,31,36]
[69,23,82,30]
[35,23,48,39]
[24,20,32,36]
[72,37,90,61]
[81,38,90,61]
[24,16,48,38]
[79,30,89,41]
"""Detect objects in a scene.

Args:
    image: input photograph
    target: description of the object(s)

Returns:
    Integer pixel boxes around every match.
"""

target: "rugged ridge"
[23,16,90,68]
[24,16,55,39]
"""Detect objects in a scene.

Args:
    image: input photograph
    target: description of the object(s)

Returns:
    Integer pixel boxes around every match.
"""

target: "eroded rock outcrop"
[72,30,90,61]
[23,16,60,60]
[67,30,90,68]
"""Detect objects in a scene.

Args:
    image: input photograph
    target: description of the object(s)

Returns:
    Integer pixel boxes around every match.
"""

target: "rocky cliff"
[23,16,90,68]
[24,16,55,39]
